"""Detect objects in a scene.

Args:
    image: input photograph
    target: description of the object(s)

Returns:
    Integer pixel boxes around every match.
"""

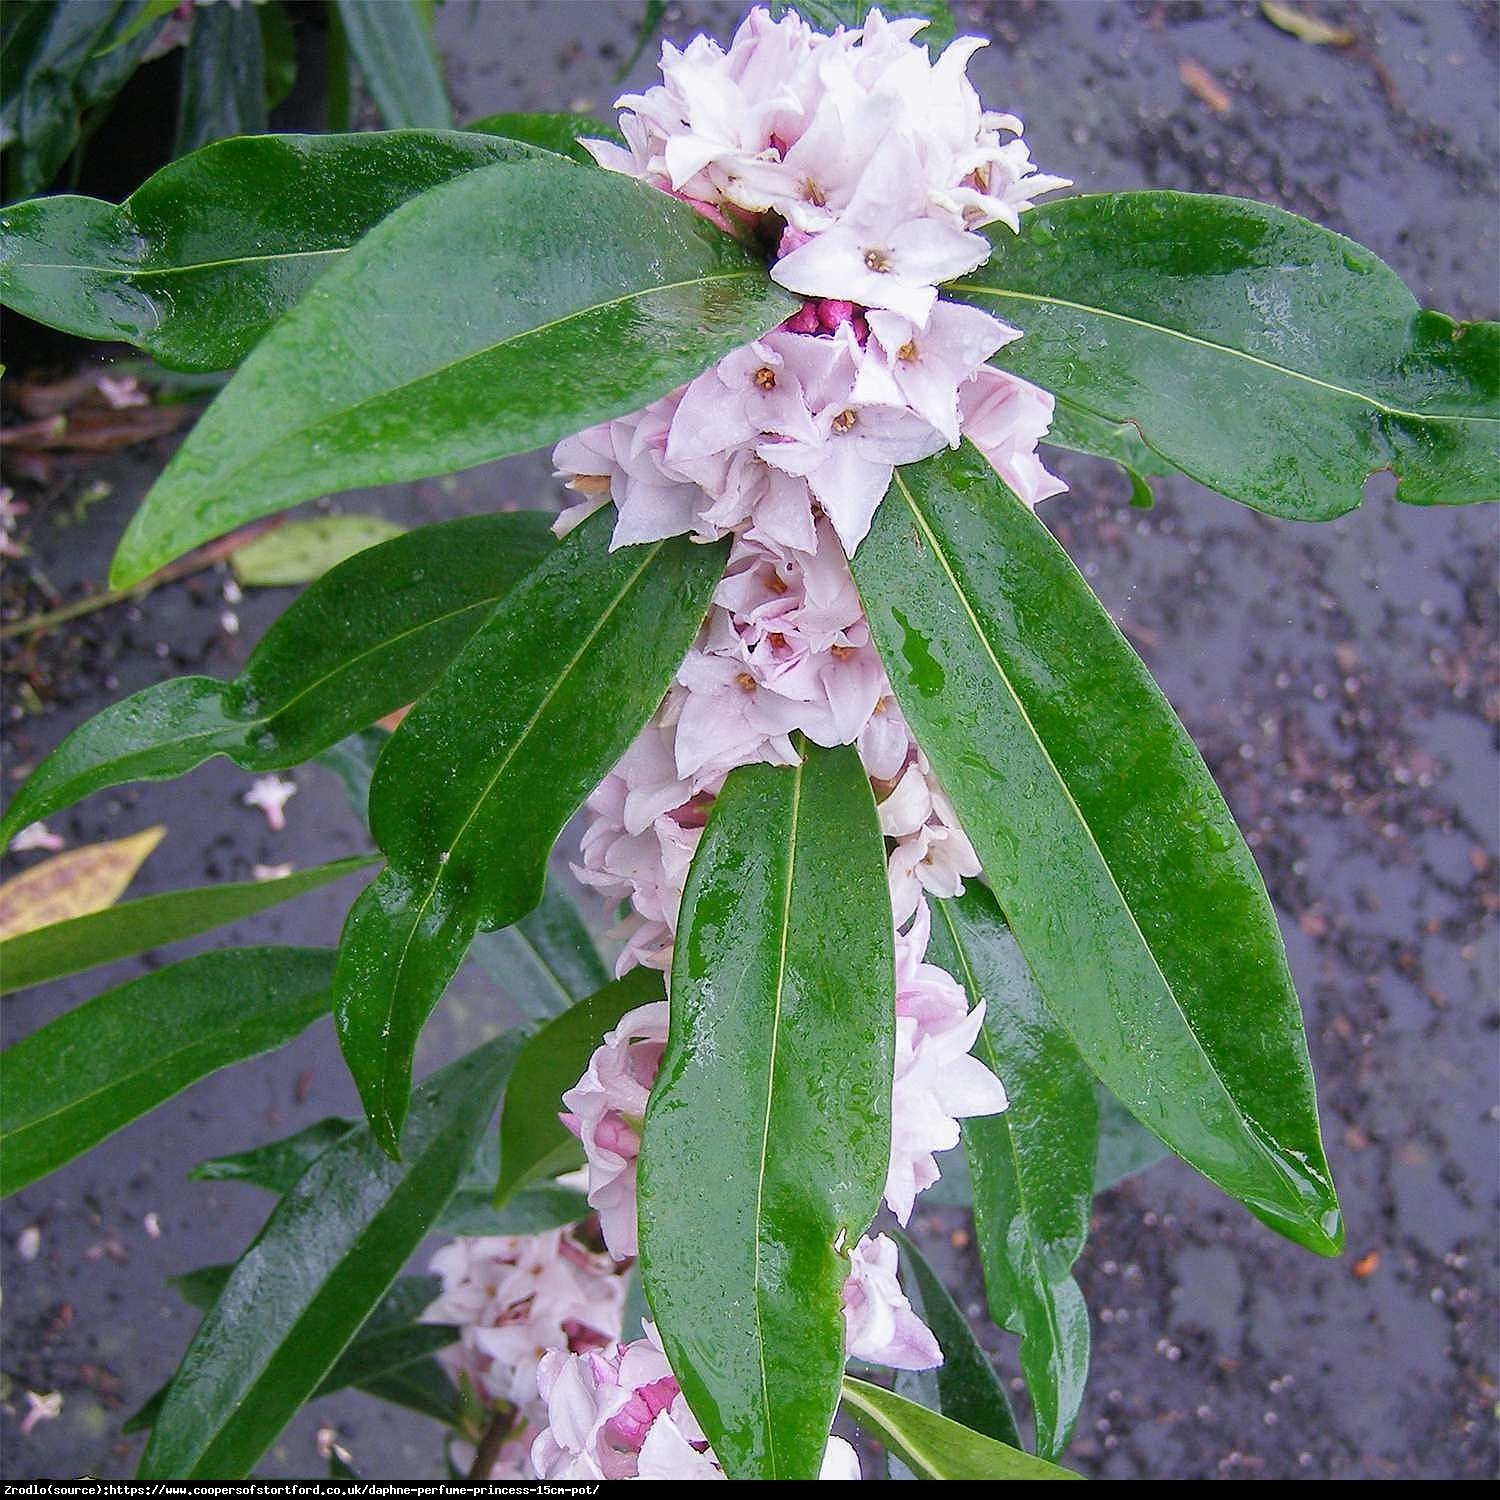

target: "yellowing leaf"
[0,826,166,941]
[1260,1,1356,47]
[230,516,405,588]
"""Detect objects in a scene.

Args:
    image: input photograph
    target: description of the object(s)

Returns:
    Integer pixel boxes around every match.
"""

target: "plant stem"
[467,1406,519,1482]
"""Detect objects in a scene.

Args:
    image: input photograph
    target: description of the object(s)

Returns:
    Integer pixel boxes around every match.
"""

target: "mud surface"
[1,0,1496,1482]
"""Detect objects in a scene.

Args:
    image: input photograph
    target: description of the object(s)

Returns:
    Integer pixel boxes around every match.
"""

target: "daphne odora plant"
[0,0,1495,1482]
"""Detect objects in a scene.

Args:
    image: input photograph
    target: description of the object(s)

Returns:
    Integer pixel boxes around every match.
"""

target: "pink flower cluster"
[531,1323,862,1480]
[422,1229,627,1479]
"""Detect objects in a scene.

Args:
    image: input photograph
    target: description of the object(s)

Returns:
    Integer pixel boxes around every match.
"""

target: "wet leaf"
[466,110,622,163]
[230,515,406,587]
[0,948,335,1196]
[138,1032,520,1479]
[0,855,376,995]
[852,446,1342,1255]
[953,192,1500,517]
[928,887,1095,1457]
[107,158,796,584]
[173,0,266,157]
[840,1378,1082,1480]
[638,742,894,1480]
[0,514,554,849]
[336,512,724,1153]
[334,0,450,128]
[0,825,164,941]
[1045,396,1177,509]
[0,131,543,371]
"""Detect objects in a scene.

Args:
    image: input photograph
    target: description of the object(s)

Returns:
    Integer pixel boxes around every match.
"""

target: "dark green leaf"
[0,513,554,848]
[772,1,956,46]
[466,110,623,164]
[334,0,450,129]
[0,948,334,1196]
[840,1377,1082,1480]
[127,1272,451,1436]
[359,1358,461,1425]
[891,1231,1022,1450]
[173,0,266,157]
[190,1117,358,1195]
[336,512,724,1153]
[928,887,1095,1458]
[107,159,796,585]
[318,728,387,826]
[0,855,375,995]
[469,872,610,1022]
[257,2,297,112]
[1045,396,1176,508]
[851,445,1342,1255]
[1,1,165,198]
[91,0,177,58]
[439,1183,588,1236]
[952,192,1500,517]
[138,1032,521,1479]
[0,130,542,371]
[638,742,894,1480]
[1093,1085,1170,1191]
[495,966,664,1204]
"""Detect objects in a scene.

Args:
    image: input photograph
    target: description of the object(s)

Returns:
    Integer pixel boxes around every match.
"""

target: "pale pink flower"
[959,366,1068,508]
[242,774,296,832]
[9,821,64,854]
[842,1233,942,1370]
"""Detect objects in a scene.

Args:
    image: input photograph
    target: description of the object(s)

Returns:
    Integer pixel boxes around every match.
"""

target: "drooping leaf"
[0,947,335,1196]
[126,1272,453,1436]
[1045,396,1177,509]
[928,887,1095,1458]
[1,0,167,198]
[469,872,610,1022]
[333,0,450,129]
[495,966,664,1204]
[229,515,406,587]
[138,1032,520,1479]
[107,158,797,585]
[336,512,724,1153]
[466,110,623,164]
[890,1230,1022,1450]
[840,1378,1082,1481]
[952,192,1500,518]
[0,131,543,371]
[0,854,375,995]
[0,514,554,848]
[851,445,1342,1255]
[639,742,894,1480]
[0,825,164,941]
[173,0,266,157]
[190,1117,358,1195]
[1093,1085,1170,1191]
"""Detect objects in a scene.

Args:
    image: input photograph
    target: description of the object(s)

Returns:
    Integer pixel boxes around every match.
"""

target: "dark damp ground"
[1,0,1495,1482]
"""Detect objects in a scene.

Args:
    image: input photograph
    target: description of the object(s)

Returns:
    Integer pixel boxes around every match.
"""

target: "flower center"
[897,340,919,363]
[802,178,827,207]
[863,247,892,273]
[831,408,858,435]
[735,671,757,692]
[570,473,612,493]
[753,365,777,390]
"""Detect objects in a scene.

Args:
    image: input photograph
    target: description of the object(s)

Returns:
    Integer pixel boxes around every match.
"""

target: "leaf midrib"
[14,245,348,279]
[951,281,1500,427]
[887,468,1289,1195]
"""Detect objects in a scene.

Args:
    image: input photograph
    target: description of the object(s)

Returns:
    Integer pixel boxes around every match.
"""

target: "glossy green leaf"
[359,1358,462,1425]
[1094,1085,1170,1191]
[469,872,610,1022]
[91,0,177,58]
[928,886,1095,1458]
[258,2,297,112]
[851,445,1341,1255]
[126,1273,452,1436]
[230,515,406,587]
[0,948,334,1196]
[840,1378,1082,1481]
[108,159,797,585]
[138,1032,520,1479]
[1046,396,1177,509]
[0,130,542,371]
[639,742,894,1480]
[495,966,664,1204]
[0,854,375,995]
[952,192,1500,517]
[772,1,956,46]
[0,513,554,848]
[334,0,450,129]
[193,1115,589,1235]
[891,1230,1022,1450]
[317,728,387,825]
[173,0,266,157]
[466,110,622,164]
[1,0,165,198]
[337,513,723,1152]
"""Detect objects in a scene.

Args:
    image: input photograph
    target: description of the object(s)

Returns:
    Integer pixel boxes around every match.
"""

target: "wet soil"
[1,0,1496,1482]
